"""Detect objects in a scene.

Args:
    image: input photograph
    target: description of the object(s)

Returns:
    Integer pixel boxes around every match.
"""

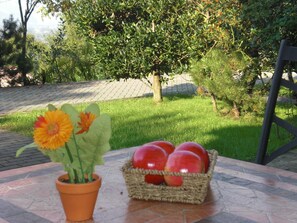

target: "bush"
[190,48,265,117]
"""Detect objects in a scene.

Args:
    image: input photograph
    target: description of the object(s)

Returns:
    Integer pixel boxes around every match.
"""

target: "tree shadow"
[109,98,297,163]
[110,111,195,149]
[200,125,262,162]
[110,107,265,162]
[142,83,197,97]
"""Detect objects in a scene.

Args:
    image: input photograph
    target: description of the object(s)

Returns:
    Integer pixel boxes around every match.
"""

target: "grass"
[0,95,295,162]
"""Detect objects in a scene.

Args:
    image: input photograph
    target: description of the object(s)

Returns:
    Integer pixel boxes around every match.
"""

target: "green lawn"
[0,95,294,162]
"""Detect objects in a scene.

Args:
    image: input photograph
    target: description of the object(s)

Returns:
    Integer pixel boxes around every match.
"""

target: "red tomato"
[175,142,209,172]
[164,151,204,187]
[132,145,168,185]
[144,140,175,155]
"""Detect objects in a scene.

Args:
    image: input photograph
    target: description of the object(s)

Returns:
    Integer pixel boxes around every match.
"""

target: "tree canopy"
[68,0,204,102]
[242,0,297,65]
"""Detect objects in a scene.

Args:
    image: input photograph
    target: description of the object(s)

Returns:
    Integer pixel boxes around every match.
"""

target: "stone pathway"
[267,149,297,172]
[0,129,49,171]
[0,74,196,115]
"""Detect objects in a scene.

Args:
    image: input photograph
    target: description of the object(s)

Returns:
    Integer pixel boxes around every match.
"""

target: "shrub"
[190,48,264,117]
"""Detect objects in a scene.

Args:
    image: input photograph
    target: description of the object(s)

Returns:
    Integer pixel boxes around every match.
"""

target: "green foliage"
[197,0,245,48]
[0,15,22,66]
[0,37,20,66]
[41,0,72,14]
[1,15,20,40]
[190,48,264,116]
[1,14,102,84]
[242,0,297,65]
[68,0,204,100]
[0,14,37,80]
[16,103,111,183]
[190,0,266,117]
[28,21,103,83]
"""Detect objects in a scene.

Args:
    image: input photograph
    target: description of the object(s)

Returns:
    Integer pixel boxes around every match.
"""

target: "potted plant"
[16,103,112,222]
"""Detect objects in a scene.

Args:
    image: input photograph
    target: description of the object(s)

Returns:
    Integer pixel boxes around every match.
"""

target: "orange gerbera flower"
[33,110,73,150]
[76,112,96,134]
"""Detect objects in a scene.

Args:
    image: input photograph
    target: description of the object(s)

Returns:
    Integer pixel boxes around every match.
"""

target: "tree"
[0,15,23,67]
[190,0,265,117]
[17,0,41,85]
[1,15,20,40]
[241,0,297,102]
[242,0,297,65]
[68,0,204,102]
[28,20,103,84]
[191,48,266,117]
[40,0,72,14]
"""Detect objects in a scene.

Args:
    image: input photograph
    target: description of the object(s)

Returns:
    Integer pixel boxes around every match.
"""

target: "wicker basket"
[121,149,218,204]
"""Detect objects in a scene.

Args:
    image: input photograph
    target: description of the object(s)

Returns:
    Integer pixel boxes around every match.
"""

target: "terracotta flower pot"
[56,173,102,222]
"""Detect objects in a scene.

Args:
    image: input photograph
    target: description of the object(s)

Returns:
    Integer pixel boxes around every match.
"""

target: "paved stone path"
[0,129,49,171]
[0,74,196,115]
[1,73,297,173]
[267,148,297,172]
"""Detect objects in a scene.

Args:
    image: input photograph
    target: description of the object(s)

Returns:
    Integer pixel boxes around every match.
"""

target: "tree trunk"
[151,20,162,103]
[232,102,240,118]
[18,0,40,86]
[152,71,163,103]
[21,28,28,85]
[210,93,218,112]
[246,58,261,95]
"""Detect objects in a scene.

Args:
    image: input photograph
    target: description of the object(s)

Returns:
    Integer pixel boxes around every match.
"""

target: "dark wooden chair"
[256,39,297,164]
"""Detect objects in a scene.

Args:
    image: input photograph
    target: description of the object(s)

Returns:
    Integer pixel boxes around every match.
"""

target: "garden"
[1,0,297,162]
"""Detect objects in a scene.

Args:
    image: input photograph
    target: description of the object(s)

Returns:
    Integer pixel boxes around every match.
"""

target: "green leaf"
[40,147,65,163]
[74,113,111,170]
[47,104,57,111]
[61,104,80,126]
[16,142,37,157]
[85,103,100,116]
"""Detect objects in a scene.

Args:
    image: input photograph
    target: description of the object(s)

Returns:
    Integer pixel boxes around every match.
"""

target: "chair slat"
[256,39,297,165]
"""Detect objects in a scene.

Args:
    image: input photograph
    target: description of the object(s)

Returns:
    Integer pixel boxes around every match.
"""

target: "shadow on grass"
[202,113,296,162]
[0,110,44,137]
[110,110,264,162]
[110,97,297,163]
[164,94,196,101]
[142,83,197,98]
[110,111,194,149]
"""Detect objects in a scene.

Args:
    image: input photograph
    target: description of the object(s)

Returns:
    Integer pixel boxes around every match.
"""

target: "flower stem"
[65,142,78,183]
[73,132,85,183]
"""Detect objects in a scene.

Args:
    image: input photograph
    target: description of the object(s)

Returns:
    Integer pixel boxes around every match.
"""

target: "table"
[1,147,297,223]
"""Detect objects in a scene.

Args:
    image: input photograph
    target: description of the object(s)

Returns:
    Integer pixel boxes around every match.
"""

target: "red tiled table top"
[1,147,297,223]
